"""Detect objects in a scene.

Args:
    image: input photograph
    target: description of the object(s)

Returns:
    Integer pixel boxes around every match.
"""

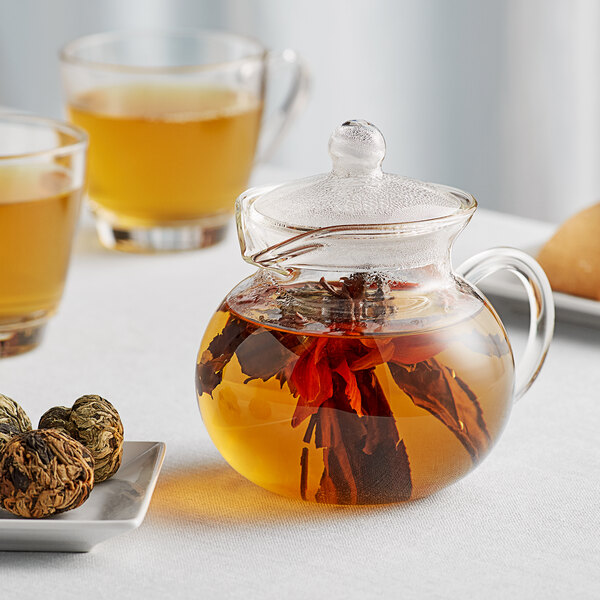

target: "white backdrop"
[1,0,599,222]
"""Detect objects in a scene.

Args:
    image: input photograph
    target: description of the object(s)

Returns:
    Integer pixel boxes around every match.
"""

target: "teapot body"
[196,268,515,504]
[195,120,553,504]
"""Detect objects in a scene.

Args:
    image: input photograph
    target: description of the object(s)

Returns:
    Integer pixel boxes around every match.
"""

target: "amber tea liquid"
[0,164,81,320]
[68,84,263,224]
[197,295,514,504]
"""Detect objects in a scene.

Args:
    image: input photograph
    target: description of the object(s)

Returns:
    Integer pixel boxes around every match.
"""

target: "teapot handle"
[457,247,554,401]
[255,49,310,164]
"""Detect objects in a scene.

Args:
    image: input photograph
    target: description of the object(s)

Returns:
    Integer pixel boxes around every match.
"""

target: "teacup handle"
[457,247,555,401]
[255,49,310,163]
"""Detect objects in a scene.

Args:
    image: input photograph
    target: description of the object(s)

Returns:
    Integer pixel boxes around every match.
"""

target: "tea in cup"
[0,115,87,357]
[60,30,308,252]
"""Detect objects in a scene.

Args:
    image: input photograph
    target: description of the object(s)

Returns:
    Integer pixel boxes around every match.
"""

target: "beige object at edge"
[537,202,600,301]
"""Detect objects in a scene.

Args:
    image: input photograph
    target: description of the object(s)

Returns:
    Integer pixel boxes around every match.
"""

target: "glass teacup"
[0,114,87,357]
[60,30,308,252]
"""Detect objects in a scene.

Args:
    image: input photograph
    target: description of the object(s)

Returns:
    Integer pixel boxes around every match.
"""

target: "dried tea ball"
[0,423,21,454]
[71,395,123,482]
[38,406,75,437]
[0,394,32,432]
[0,429,94,518]
[0,394,32,453]
[38,395,124,483]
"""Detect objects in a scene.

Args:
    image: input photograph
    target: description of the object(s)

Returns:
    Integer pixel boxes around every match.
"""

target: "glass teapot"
[196,120,554,505]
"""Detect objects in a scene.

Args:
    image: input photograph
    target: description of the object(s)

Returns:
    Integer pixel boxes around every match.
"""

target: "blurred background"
[1,0,598,222]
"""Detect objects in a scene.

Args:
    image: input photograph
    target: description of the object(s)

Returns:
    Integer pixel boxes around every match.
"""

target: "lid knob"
[328,119,386,177]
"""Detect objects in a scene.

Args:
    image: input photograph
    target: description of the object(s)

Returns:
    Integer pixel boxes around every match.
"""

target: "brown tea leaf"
[307,370,412,504]
[236,330,300,382]
[196,315,258,396]
[353,369,412,502]
[388,359,490,462]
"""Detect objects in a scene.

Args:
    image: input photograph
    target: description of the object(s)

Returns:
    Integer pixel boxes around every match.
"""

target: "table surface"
[0,168,599,600]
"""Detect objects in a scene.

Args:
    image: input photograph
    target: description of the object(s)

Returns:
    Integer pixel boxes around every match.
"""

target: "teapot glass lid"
[251,120,474,229]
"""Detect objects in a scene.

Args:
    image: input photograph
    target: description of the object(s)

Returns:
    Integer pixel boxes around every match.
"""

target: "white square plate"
[0,440,166,552]
[477,244,600,328]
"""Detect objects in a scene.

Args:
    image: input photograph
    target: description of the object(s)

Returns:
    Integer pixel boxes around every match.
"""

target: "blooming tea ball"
[38,406,75,437]
[0,429,94,518]
[0,394,32,453]
[39,395,124,483]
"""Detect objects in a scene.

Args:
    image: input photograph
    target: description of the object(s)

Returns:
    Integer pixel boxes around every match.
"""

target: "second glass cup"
[0,114,87,357]
[60,30,308,252]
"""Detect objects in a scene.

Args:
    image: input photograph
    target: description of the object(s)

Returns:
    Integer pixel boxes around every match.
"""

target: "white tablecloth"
[1,168,599,599]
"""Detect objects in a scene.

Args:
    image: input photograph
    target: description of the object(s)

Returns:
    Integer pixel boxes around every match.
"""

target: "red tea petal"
[333,360,363,416]
[390,332,446,365]
[349,340,395,371]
